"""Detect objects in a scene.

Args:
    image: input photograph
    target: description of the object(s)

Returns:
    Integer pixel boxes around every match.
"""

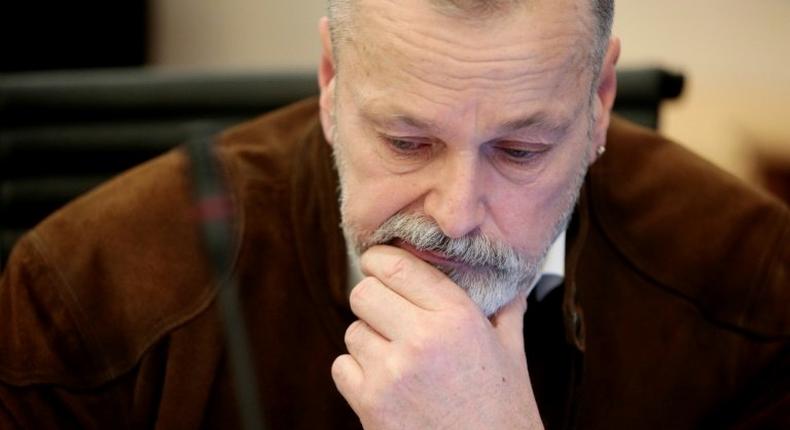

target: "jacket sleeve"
[0,229,226,429]
[0,234,137,428]
[716,216,790,429]
[717,348,790,429]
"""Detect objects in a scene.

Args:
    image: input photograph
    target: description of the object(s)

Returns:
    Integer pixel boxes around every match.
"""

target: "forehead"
[339,0,595,127]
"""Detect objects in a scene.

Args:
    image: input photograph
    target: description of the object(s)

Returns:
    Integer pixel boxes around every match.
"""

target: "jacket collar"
[289,118,355,348]
[563,183,591,352]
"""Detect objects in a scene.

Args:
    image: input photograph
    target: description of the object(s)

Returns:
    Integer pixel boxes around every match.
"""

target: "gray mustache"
[366,213,524,271]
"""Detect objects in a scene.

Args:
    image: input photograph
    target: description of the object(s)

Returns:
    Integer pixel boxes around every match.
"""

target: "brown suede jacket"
[1,98,788,429]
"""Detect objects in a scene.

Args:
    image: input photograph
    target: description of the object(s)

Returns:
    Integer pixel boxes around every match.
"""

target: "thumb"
[491,291,528,355]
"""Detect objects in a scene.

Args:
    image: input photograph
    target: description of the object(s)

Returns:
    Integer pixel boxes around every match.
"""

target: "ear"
[589,37,621,163]
[318,16,337,145]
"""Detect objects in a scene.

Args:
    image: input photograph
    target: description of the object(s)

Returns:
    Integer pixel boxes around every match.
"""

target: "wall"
[149,0,790,185]
[149,0,325,70]
[614,0,790,184]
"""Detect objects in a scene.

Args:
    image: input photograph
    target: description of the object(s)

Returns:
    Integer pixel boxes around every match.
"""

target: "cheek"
[488,186,561,254]
[487,142,586,254]
[336,125,426,236]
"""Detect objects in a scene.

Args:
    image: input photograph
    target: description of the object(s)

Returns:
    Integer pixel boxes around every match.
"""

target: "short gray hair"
[327,0,614,81]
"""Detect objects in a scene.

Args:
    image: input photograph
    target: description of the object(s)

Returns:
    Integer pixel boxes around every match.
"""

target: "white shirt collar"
[345,231,566,303]
[528,231,566,302]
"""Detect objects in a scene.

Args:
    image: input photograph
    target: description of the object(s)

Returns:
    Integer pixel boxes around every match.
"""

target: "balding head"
[328,0,614,79]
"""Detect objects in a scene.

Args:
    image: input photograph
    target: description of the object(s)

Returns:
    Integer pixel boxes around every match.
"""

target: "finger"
[359,245,468,310]
[331,354,364,413]
[491,291,528,356]
[349,276,420,340]
[344,319,389,368]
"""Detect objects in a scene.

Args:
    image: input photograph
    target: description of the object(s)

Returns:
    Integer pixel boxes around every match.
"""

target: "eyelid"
[382,133,433,143]
[378,133,436,161]
[390,139,426,152]
[381,133,434,146]
[494,140,550,151]
[491,142,550,165]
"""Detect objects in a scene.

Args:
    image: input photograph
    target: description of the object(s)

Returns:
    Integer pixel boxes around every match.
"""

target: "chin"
[444,264,537,317]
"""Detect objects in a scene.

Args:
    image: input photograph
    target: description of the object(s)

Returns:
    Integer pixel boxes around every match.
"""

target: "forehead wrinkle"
[351,83,456,130]
[386,21,582,69]
[349,39,589,124]
[360,0,590,52]
[399,58,587,105]
[347,0,600,76]
[344,0,596,138]
[362,39,581,96]
[401,42,575,86]
[398,29,545,65]
[356,18,589,94]
[348,47,587,137]
[404,19,589,65]
[378,1,589,56]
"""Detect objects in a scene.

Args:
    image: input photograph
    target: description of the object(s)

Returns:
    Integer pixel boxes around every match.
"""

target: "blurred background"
[4,0,788,194]
[147,0,788,196]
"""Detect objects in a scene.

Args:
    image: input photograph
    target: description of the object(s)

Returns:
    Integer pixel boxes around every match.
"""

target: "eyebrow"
[363,106,574,139]
[497,112,573,136]
[362,110,438,133]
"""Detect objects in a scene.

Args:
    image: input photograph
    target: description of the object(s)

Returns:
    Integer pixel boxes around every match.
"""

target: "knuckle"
[331,355,349,381]
[349,277,374,309]
[382,353,408,382]
[399,334,438,370]
[382,254,411,284]
[344,320,365,346]
[358,249,375,273]
[426,265,451,285]
[407,326,431,351]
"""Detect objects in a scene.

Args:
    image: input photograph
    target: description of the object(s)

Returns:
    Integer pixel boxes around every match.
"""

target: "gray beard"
[332,134,586,317]
[364,212,542,317]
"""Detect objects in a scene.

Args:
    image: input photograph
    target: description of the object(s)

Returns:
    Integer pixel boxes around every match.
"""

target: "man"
[0,0,787,428]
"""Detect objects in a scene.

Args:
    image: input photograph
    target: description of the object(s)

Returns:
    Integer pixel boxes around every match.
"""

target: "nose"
[423,154,486,239]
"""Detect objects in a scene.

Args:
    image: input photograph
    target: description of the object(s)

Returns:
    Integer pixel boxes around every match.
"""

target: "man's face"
[321,0,607,315]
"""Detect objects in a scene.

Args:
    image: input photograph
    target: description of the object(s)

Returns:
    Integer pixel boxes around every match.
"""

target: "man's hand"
[332,245,543,429]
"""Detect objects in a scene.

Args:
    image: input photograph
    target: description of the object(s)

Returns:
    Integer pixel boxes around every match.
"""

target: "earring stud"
[596,145,606,157]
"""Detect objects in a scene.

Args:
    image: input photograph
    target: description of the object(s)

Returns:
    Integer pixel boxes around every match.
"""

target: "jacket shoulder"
[589,116,789,337]
[0,148,223,387]
[0,98,321,388]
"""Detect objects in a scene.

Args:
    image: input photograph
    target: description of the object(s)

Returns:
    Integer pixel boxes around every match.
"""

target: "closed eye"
[495,145,547,165]
[380,134,434,157]
[500,148,535,159]
[389,138,426,152]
